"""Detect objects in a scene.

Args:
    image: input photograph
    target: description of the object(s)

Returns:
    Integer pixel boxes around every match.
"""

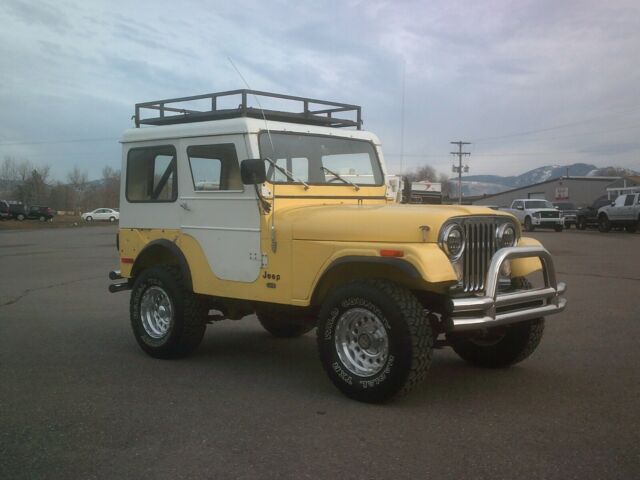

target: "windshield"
[259,132,384,186]
[525,200,554,209]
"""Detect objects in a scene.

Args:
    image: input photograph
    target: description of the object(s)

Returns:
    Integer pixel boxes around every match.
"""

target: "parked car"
[8,203,27,220]
[552,202,577,228]
[576,196,611,230]
[502,199,564,231]
[597,193,640,233]
[81,208,120,222]
[26,205,56,221]
[0,200,9,220]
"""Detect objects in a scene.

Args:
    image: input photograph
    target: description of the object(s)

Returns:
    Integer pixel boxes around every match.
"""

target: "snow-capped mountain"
[453,163,638,197]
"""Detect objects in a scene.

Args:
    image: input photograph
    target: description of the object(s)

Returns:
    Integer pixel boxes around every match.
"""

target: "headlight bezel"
[496,222,517,249]
[439,223,466,261]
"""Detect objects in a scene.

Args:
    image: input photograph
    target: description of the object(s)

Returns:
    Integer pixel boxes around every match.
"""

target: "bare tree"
[405,165,437,183]
[0,156,19,181]
[66,165,88,213]
[101,165,120,208]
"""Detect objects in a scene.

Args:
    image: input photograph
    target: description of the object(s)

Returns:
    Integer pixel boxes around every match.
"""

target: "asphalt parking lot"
[1,226,639,479]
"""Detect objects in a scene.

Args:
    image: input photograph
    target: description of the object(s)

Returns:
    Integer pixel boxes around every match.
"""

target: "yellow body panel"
[118,183,542,306]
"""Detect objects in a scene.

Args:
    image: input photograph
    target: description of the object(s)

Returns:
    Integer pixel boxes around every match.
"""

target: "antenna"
[227,57,278,253]
[227,57,274,152]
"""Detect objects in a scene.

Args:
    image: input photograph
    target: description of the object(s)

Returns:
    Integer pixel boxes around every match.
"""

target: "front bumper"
[450,246,567,331]
[532,216,563,226]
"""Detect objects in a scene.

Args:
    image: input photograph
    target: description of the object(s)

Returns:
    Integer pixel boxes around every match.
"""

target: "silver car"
[81,208,120,222]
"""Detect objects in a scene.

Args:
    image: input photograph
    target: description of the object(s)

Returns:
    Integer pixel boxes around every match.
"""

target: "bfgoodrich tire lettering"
[130,266,207,359]
[316,280,433,403]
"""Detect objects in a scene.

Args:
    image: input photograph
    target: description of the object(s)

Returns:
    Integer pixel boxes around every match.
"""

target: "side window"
[126,145,177,202]
[513,201,522,209]
[624,195,635,206]
[187,144,242,191]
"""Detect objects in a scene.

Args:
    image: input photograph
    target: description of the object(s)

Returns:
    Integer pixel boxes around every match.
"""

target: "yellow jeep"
[109,90,567,403]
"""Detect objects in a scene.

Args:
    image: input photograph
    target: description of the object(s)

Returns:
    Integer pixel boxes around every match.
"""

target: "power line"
[471,105,640,144]
[0,136,118,146]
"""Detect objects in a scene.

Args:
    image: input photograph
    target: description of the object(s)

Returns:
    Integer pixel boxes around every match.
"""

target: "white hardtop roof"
[121,117,381,145]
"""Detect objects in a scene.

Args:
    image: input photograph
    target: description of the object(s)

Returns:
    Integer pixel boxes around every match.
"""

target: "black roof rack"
[134,89,362,129]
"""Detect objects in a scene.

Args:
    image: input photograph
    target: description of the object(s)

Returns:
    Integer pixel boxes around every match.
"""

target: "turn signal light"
[380,249,404,258]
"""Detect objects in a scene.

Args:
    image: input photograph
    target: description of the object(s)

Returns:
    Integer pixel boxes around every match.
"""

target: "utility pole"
[450,141,471,204]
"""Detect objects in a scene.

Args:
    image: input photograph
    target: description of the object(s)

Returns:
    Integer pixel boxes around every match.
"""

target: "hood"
[278,203,511,243]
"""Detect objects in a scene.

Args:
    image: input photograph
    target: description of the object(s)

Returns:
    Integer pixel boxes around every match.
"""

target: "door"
[178,136,262,283]
[609,195,627,220]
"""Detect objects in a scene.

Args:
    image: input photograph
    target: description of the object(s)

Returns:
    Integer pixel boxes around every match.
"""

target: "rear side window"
[624,195,635,206]
[187,144,242,191]
[126,145,177,202]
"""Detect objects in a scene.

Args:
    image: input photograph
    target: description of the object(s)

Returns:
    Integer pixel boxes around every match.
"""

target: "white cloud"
[0,0,638,180]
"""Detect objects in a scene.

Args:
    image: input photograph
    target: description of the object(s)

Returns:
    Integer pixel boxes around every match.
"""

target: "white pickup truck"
[502,199,564,232]
[597,192,640,233]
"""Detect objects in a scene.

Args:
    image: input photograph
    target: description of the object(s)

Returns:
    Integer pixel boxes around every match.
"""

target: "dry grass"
[0,215,117,231]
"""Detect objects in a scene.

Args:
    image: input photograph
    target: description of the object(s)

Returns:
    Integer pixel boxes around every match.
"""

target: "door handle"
[180,201,191,211]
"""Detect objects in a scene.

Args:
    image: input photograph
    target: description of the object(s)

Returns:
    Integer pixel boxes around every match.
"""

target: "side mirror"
[611,202,615,206]
[241,159,266,185]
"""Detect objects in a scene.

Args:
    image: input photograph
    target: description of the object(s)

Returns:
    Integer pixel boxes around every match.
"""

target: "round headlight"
[441,224,465,260]
[497,223,517,248]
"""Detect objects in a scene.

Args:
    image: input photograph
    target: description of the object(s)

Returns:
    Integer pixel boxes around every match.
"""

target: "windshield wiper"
[320,166,360,191]
[264,157,309,190]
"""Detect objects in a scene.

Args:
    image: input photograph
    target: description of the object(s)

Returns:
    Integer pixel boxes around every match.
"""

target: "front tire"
[598,214,611,232]
[86,216,93,222]
[17,214,25,221]
[554,225,563,232]
[256,311,315,338]
[449,278,545,368]
[130,266,207,359]
[317,280,433,403]
[524,216,535,232]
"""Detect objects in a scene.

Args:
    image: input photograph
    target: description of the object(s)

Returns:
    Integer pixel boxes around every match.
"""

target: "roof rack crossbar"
[134,89,362,129]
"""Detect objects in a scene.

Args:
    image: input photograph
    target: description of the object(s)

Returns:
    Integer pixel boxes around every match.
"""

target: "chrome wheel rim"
[334,308,389,377]
[140,286,173,339]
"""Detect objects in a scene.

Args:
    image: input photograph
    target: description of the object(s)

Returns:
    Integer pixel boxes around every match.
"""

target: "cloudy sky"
[1,0,639,181]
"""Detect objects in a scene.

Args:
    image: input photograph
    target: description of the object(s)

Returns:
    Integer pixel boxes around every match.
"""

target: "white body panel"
[177,135,262,283]
[119,117,387,283]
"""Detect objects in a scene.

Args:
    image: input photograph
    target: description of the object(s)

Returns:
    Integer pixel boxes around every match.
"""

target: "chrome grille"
[462,218,499,293]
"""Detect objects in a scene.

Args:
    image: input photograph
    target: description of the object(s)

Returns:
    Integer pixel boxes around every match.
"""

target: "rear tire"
[317,279,433,403]
[598,214,611,232]
[109,216,116,222]
[130,266,207,359]
[17,214,25,221]
[256,312,315,338]
[39,215,45,222]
